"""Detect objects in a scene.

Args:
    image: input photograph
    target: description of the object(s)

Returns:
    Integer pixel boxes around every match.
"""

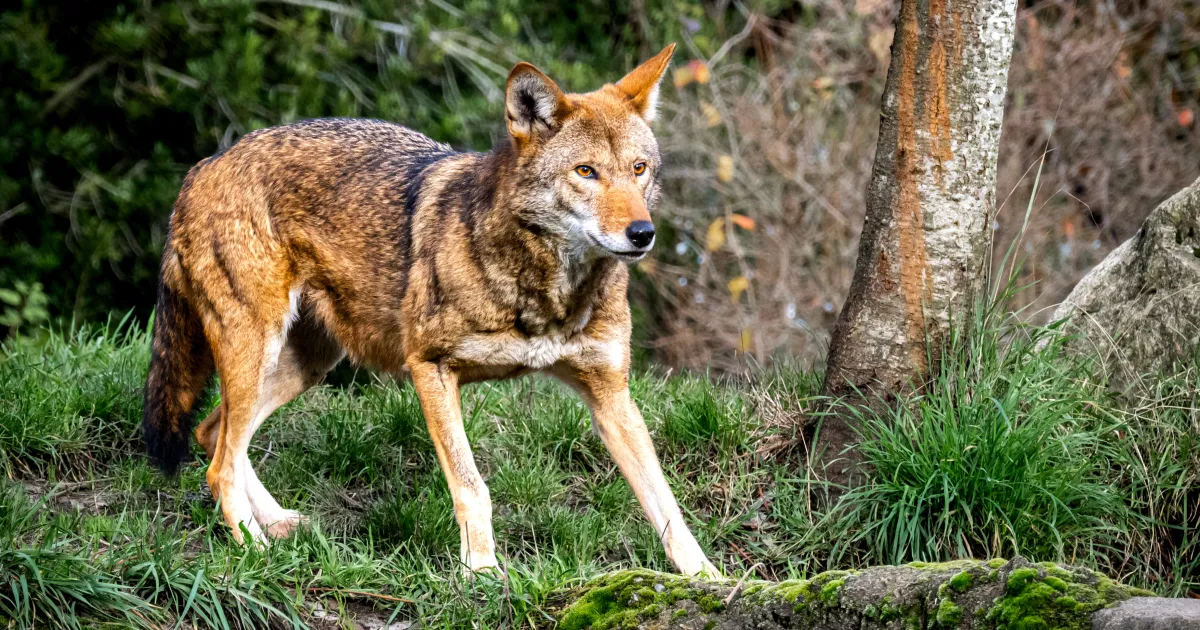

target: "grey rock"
[1093,597,1200,630]
[1054,175,1200,379]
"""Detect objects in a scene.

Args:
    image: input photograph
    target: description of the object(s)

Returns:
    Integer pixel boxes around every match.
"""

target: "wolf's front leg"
[408,361,498,574]
[561,368,719,578]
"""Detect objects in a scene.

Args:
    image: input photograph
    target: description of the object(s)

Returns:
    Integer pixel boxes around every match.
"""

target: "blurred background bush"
[2,0,1197,368]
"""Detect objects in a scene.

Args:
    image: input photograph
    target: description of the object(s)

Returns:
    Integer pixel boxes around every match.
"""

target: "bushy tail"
[143,278,214,475]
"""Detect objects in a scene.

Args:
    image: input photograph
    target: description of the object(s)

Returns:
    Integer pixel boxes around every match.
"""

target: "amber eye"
[633,162,647,176]
[574,165,596,179]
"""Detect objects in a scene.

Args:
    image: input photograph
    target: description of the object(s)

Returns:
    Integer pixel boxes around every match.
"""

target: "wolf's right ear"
[506,63,570,146]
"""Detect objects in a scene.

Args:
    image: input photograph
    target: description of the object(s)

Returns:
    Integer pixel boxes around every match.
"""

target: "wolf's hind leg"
[197,313,344,538]
[207,325,273,544]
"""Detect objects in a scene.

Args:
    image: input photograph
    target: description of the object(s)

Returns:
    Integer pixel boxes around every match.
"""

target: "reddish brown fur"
[142,45,718,576]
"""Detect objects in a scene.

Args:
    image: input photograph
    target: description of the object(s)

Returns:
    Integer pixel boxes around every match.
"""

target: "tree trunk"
[817,0,1018,462]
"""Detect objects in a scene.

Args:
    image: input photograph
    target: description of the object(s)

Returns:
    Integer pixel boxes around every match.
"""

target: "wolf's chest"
[453,332,586,370]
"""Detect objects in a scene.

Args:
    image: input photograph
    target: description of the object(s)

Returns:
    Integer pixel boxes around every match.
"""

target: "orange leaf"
[1179,108,1195,128]
[689,60,710,84]
[705,218,726,251]
[729,214,756,231]
[673,66,694,88]
[1114,52,1132,80]
[728,276,749,303]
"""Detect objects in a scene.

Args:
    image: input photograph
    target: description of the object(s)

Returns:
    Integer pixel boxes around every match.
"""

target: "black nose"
[626,221,655,249]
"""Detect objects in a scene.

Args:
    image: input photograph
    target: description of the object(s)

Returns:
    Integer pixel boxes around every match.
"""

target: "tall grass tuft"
[0,316,149,478]
[822,295,1128,567]
[0,485,150,629]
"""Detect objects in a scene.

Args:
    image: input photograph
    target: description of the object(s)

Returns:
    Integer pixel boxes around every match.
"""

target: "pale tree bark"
[817,0,1018,462]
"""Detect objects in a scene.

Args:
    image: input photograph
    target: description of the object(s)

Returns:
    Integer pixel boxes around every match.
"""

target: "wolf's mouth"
[612,250,648,262]
[587,234,650,262]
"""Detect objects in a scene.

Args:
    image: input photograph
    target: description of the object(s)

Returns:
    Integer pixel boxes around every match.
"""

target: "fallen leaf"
[854,0,888,15]
[728,276,749,303]
[689,60,710,84]
[700,102,721,127]
[811,76,835,90]
[1179,108,1195,128]
[869,28,893,66]
[673,66,694,88]
[729,214,755,231]
[706,218,726,251]
[1114,52,1132,79]
[716,154,734,183]
[738,327,753,353]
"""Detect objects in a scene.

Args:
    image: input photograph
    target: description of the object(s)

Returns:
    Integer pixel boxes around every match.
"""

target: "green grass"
[822,301,1126,564]
[0,315,1197,628]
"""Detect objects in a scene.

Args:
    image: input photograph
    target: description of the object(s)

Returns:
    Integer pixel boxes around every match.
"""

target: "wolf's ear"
[506,63,570,145]
[615,43,676,122]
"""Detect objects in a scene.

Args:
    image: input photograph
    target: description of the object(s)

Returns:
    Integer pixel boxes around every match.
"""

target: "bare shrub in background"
[644,0,1198,371]
[998,0,1200,313]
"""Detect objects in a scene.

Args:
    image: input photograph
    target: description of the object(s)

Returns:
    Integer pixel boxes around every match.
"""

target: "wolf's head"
[504,44,675,263]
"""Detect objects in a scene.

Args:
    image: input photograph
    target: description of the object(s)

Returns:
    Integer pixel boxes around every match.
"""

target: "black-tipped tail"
[143,278,214,475]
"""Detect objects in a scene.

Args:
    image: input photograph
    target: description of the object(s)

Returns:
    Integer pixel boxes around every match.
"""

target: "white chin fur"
[588,231,653,262]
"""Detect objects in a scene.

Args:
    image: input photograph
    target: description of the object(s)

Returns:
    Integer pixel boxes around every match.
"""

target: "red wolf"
[142,44,718,576]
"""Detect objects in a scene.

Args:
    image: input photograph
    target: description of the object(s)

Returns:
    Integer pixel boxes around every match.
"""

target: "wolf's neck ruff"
[405,143,620,339]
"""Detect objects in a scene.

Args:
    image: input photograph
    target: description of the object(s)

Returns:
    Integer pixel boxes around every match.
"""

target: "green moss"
[988,564,1145,630]
[1007,567,1041,593]
[819,579,845,607]
[1055,596,1078,610]
[556,570,712,630]
[988,558,1009,569]
[935,600,963,626]
[1044,576,1068,592]
[906,559,979,572]
[754,577,817,608]
[671,608,688,620]
[697,595,725,614]
[1040,563,1075,582]
[948,570,975,592]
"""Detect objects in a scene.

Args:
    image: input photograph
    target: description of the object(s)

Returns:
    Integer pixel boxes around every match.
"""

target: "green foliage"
[0,0,752,327]
[0,315,148,478]
[0,281,49,334]
[986,564,1152,630]
[1,315,1198,626]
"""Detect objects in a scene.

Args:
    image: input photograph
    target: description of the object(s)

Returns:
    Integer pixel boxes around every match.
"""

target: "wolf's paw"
[262,510,308,539]
[461,556,503,580]
[678,556,724,580]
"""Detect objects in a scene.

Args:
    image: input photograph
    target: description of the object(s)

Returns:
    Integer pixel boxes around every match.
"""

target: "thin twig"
[723,562,763,606]
[305,587,415,605]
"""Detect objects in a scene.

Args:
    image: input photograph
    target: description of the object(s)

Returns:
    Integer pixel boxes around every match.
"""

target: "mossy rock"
[550,558,1154,629]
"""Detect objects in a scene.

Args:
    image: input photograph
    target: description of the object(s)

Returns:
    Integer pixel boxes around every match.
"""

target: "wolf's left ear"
[615,43,676,122]
[506,63,570,145]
